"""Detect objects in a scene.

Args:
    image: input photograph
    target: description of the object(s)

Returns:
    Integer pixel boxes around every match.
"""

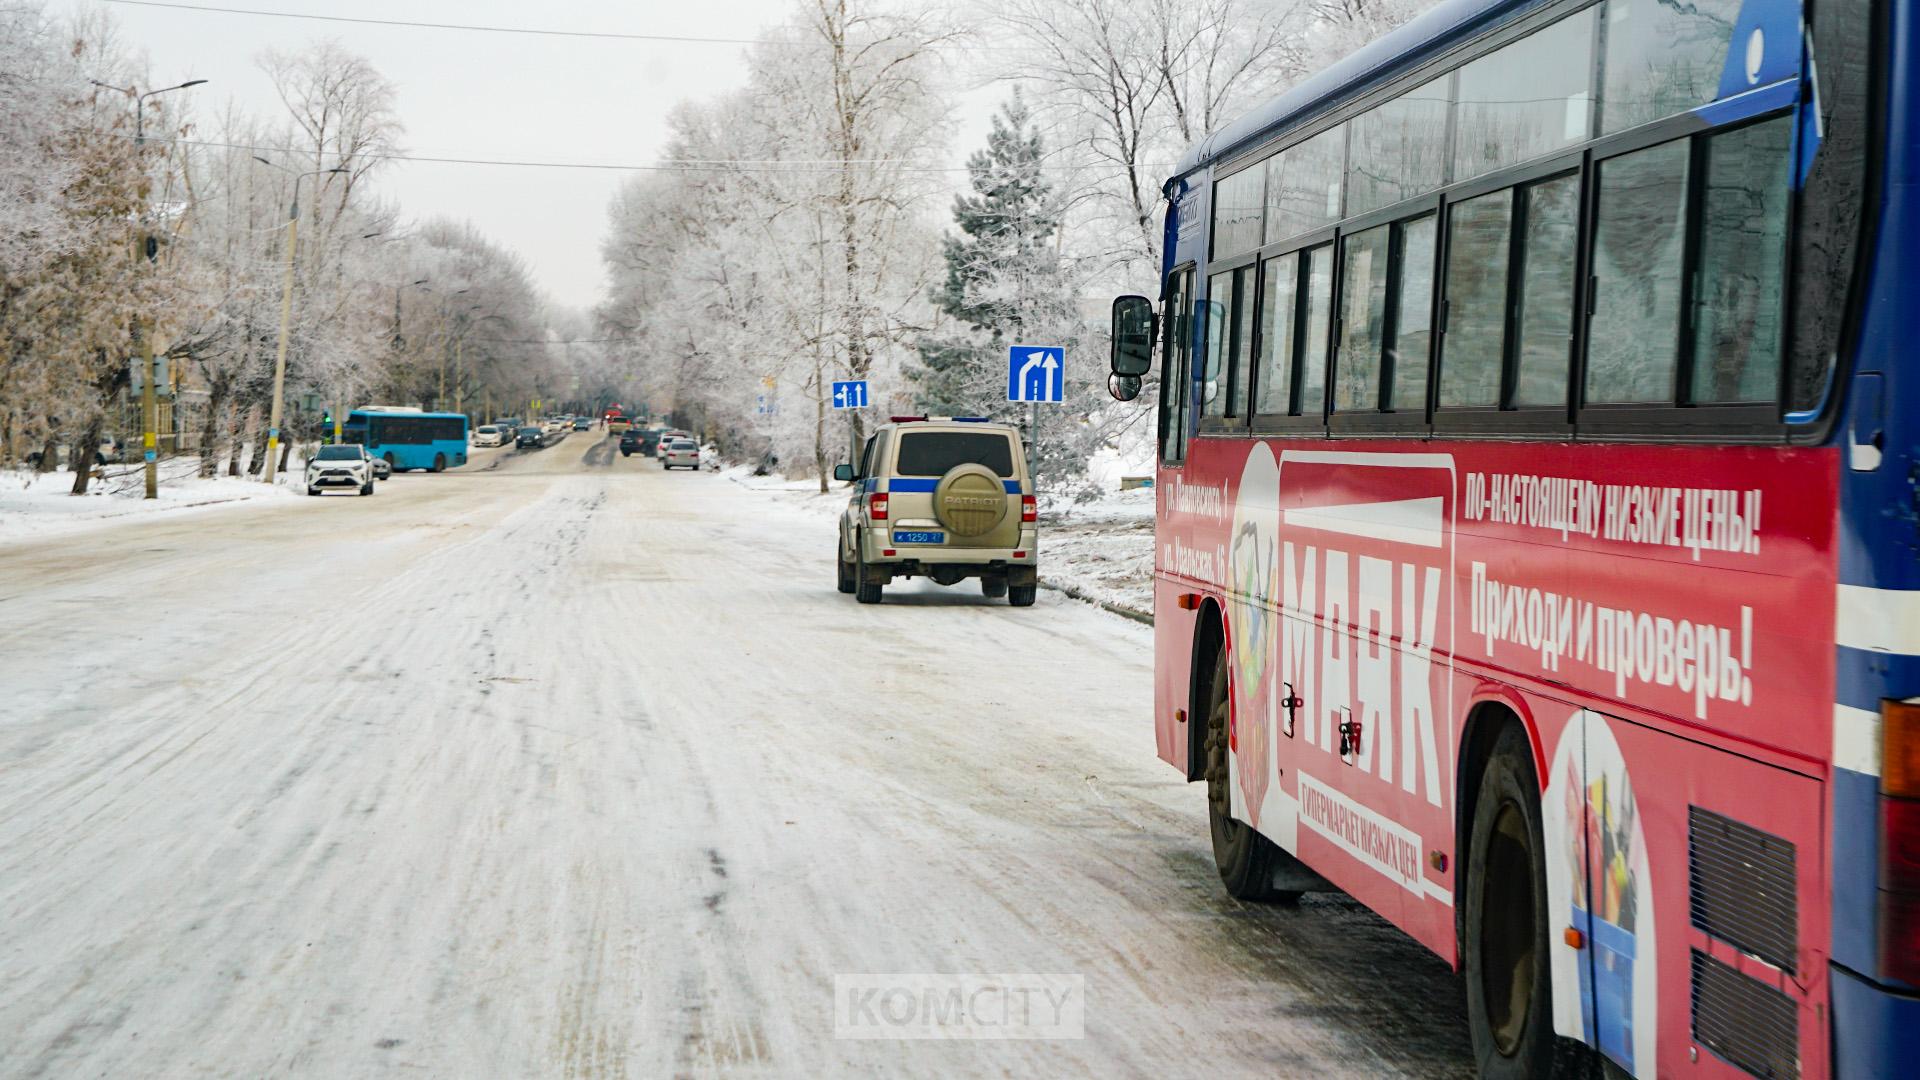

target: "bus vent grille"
[1690,949,1799,1079]
[1688,806,1797,973]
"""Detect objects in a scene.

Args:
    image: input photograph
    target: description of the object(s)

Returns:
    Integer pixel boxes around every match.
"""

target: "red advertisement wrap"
[1153,437,1839,1073]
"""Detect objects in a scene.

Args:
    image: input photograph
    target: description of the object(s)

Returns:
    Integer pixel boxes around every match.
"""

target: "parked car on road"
[306,444,376,497]
[834,417,1036,606]
[661,438,700,470]
[516,426,546,449]
[473,425,505,447]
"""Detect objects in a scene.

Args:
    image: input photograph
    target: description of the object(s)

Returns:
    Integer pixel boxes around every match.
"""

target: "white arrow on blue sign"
[1006,345,1064,403]
[831,380,869,410]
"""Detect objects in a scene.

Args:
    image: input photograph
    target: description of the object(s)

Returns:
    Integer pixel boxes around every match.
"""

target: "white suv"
[834,418,1037,606]
[306,444,375,496]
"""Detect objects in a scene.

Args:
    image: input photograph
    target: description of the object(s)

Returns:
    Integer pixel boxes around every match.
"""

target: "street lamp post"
[92,77,206,499]
[253,156,347,484]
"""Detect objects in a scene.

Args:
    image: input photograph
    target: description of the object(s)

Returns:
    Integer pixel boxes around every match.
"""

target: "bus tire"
[383,453,397,473]
[1203,647,1299,902]
[1465,724,1583,1079]
[432,453,446,473]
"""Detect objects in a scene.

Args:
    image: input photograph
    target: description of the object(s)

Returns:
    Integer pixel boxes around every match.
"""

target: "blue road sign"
[1007,346,1064,403]
[831,380,869,410]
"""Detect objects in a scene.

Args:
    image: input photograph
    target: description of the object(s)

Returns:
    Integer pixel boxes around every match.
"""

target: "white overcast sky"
[71,0,1000,313]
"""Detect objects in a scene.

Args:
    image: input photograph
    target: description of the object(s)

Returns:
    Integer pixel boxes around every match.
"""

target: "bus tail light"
[1879,700,1920,983]
[867,493,888,521]
[1021,494,1037,522]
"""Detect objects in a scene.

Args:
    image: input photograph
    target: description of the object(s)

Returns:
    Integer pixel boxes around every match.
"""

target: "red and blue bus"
[341,407,469,472]
[1107,0,1912,1074]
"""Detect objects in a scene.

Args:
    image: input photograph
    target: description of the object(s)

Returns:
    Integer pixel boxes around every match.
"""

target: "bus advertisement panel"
[1109,0,1912,1074]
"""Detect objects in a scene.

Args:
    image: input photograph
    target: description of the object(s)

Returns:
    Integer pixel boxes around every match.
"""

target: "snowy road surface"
[0,439,1472,1077]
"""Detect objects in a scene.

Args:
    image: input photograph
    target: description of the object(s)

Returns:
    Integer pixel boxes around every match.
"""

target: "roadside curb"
[1038,579,1154,626]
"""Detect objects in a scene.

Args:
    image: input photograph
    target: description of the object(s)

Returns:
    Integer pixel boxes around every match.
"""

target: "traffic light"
[321,410,332,441]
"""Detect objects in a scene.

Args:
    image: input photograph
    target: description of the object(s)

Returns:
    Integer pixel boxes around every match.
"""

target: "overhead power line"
[102,0,813,46]
[104,129,1157,176]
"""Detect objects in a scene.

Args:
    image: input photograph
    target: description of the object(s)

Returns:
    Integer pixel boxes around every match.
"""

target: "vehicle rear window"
[894,431,1015,477]
[671,440,696,449]
[315,446,361,460]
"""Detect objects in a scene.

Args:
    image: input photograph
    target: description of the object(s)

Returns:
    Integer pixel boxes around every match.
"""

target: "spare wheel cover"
[933,464,1008,537]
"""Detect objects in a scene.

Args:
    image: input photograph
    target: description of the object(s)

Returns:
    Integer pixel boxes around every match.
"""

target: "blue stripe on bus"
[1836,646,1920,714]
[884,478,1020,493]
[1831,764,1881,976]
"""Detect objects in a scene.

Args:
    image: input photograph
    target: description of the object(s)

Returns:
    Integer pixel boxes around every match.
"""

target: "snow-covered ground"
[0,459,304,544]
[0,438,1470,1077]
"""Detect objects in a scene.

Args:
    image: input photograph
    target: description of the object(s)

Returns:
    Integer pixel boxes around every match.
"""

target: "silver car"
[661,438,700,470]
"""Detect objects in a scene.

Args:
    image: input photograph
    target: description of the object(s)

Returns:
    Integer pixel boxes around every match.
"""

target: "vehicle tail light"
[1021,494,1037,523]
[1880,700,1920,983]
[868,493,888,521]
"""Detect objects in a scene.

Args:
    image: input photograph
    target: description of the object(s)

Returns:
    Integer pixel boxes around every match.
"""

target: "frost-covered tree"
[913,90,1074,416]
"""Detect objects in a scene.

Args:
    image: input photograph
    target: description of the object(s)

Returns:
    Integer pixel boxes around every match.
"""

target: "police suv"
[833,417,1037,606]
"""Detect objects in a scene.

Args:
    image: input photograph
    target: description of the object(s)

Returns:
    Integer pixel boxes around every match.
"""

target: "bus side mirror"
[1109,294,1156,378]
[1108,374,1143,402]
[832,463,855,482]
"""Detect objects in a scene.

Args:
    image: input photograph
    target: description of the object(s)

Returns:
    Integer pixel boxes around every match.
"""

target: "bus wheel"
[432,453,446,473]
[1203,648,1297,902]
[383,453,397,473]
[1465,724,1578,1078]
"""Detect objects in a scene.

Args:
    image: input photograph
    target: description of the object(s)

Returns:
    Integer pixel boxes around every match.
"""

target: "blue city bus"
[1106,0,1914,1074]
[341,409,469,472]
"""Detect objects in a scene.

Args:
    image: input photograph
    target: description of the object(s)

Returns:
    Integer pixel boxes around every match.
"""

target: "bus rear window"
[894,432,1014,477]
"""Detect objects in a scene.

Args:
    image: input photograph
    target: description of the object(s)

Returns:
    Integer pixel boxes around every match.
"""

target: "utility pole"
[254,158,346,484]
[94,77,206,498]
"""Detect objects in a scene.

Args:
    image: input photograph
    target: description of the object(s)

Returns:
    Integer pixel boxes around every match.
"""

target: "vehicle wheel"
[1465,724,1581,1079]
[836,538,856,594]
[307,485,319,496]
[981,576,1008,599]
[359,481,373,496]
[1204,647,1299,901]
[432,453,446,473]
[855,543,883,605]
[383,453,397,473]
[1007,584,1037,607]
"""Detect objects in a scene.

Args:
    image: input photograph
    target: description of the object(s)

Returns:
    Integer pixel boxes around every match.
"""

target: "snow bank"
[0,460,299,545]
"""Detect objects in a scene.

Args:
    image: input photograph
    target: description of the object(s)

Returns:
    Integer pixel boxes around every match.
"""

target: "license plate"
[892,530,944,544]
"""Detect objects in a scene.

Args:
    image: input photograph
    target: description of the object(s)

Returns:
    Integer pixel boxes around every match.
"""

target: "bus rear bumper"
[1831,962,1920,1078]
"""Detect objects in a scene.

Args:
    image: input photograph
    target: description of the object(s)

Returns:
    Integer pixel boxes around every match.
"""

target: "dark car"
[638,428,665,456]
[572,417,591,431]
[516,425,545,449]
[619,429,644,457]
